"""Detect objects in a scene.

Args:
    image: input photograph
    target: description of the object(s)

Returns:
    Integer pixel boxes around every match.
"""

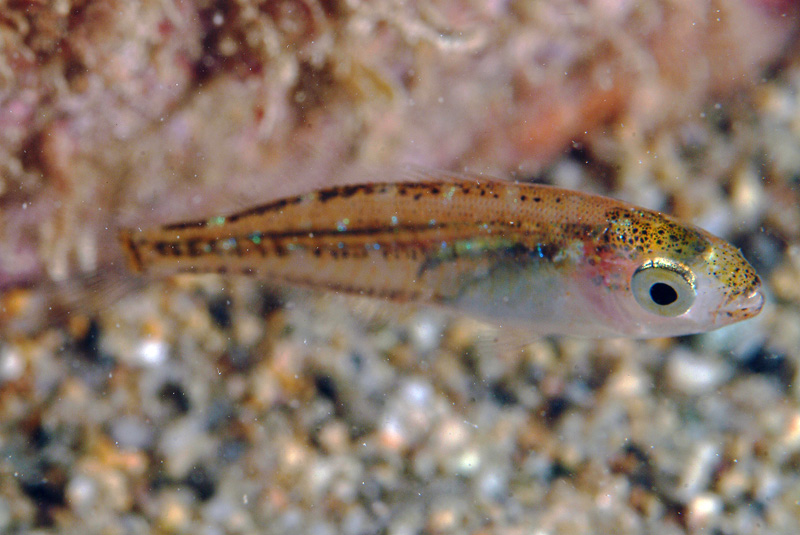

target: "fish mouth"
[719,286,765,322]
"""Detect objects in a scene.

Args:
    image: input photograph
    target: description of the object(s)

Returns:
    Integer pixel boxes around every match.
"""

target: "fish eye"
[631,259,696,317]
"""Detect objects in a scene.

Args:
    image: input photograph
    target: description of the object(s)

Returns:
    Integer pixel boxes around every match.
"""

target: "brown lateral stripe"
[158,181,489,232]
[144,219,579,262]
[241,221,451,241]
[224,195,305,223]
[230,217,570,242]
[160,195,305,231]
[160,183,384,230]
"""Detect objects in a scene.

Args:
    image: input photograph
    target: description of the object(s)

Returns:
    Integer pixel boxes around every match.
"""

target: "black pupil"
[650,282,678,306]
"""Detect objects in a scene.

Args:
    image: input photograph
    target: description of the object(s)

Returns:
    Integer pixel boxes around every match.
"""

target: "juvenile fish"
[119,174,763,338]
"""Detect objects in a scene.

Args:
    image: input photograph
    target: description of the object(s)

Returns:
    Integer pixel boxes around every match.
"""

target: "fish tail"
[118,228,145,274]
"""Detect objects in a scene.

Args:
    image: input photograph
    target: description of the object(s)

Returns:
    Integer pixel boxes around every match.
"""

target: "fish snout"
[720,285,764,323]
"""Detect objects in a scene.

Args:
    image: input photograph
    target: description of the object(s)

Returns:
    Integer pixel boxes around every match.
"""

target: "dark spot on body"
[155,241,181,256]
[317,188,339,202]
[340,185,365,198]
[532,242,559,261]
[186,239,205,256]
[273,241,287,257]
[162,220,206,231]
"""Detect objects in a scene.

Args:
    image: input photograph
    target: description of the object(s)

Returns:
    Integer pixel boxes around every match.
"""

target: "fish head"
[591,207,763,338]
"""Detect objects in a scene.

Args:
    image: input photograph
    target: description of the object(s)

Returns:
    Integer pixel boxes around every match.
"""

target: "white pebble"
[678,443,720,501]
[409,313,444,353]
[666,349,732,395]
[137,339,169,366]
[66,474,98,510]
[454,449,482,475]
[400,379,433,407]
[688,493,722,528]
[477,467,508,501]
[0,346,24,382]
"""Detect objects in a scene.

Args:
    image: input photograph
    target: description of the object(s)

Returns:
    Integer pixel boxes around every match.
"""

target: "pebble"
[66,474,98,511]
[665,349,733,395]
[0,345,24,382]
[677,442,720,501]
[687,493,723,530]
[0,498,10,532]
[157,490,194,533]
[158,418,216,478]
[136,338,169,367]
[110,415,155,450]
[476,466,508,501]
[408,312,446,354]
[730,165,765,227]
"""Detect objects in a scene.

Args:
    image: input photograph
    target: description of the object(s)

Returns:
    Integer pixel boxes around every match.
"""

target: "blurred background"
[1,1,799,533]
